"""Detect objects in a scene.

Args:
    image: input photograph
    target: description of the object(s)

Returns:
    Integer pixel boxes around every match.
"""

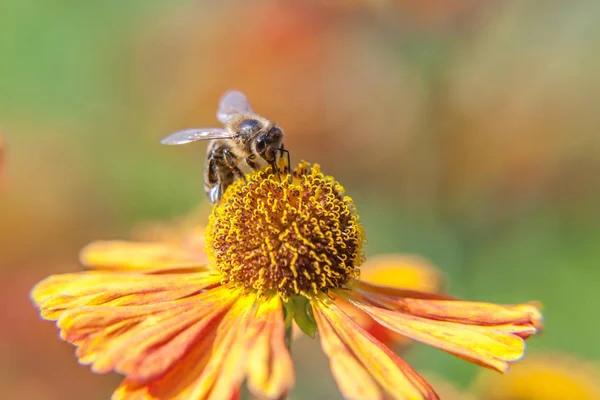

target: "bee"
[160,90,290,203]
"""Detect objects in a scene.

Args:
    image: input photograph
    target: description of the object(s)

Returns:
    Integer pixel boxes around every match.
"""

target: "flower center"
[206,162,365,298]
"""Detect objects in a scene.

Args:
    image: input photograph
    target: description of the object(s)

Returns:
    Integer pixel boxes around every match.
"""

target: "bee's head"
[255,125,284,163]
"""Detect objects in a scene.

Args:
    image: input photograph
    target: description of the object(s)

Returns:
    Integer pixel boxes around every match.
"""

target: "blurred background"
[1,1,600,399]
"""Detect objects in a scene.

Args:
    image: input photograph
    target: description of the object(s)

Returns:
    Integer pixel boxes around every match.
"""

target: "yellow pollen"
[206,162,365,298]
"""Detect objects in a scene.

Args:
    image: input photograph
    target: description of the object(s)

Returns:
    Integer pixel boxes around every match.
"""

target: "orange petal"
[347,295,542,372]
[352,280,456,303]
[80,240,207,273]
[346,255,446,348]
[360,254,443,293]
[399,299,543,331]
[114,295,293,400]
[114,295,257,400]
[335,297,411,349]
[245,296,295,399]
[185,296,256,399]
[32,271,221,320]
[312,293,439,400]
[32,270,230,381]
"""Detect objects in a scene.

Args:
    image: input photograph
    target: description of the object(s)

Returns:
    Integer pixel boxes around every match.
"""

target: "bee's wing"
[217,90,254,124]
[160,128,235,145]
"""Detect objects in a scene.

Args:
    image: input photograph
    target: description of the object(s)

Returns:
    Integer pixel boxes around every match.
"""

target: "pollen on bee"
[205,162,365,298]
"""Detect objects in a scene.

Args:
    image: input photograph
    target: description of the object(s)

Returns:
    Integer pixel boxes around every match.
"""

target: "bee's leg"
[245,156,258,171]
[279,145,291,174]
[270,160,281,182]
[206,156,222,204]
[223,149,245,181]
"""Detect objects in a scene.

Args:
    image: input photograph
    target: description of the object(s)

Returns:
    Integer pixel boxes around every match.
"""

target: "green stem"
[284,323,293,351]
[275,324,293,400]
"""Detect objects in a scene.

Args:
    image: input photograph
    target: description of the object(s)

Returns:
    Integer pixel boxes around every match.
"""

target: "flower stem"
[276,324,293,400]
[285,323,293,351]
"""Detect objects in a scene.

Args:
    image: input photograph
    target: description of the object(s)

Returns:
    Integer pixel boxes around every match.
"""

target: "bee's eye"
[238,119,261,136]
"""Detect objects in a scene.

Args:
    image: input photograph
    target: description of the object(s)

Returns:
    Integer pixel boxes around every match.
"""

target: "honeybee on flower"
[31,88,543,399]
[32,158,543,399]
[161,90,290,203]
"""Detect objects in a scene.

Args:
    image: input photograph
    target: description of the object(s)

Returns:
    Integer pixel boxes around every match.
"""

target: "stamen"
[206,162,365,298]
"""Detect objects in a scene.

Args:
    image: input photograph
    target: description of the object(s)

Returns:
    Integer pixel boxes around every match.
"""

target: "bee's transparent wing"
[217,90,253,124]
[160,128,234,145]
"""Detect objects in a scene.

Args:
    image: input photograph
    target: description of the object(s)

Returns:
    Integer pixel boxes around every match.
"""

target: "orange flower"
[32,162,542,399]
[473,352,600,400]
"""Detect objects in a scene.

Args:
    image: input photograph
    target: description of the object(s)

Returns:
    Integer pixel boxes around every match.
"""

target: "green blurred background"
[1,1,599,399]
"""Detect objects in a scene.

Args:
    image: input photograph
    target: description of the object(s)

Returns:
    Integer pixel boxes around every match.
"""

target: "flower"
[32,162,543,400]
[473,352,600,400]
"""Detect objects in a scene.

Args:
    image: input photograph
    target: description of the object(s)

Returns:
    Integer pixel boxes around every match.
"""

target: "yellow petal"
[113,315,223,400]
[346,255,446,349]
[114,295,292,400]
[400,299,543,331]
[335,297,411,350]
[314,302,382,400]
[31,270,230,381]
[360,254,443,293]
[80,240,207,273]
[32,271,221,320]
[352,279,456,303]
[186,295,256,400]
[348,296,541,372]
[245,296,295,399]
[114,295,257,400]
[312,294,439,400]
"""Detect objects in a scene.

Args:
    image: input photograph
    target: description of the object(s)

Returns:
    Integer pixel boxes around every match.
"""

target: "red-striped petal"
[347,294,542,372]
[245,296,295,399]
[312,293,439,400]
[31,271,229,381]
